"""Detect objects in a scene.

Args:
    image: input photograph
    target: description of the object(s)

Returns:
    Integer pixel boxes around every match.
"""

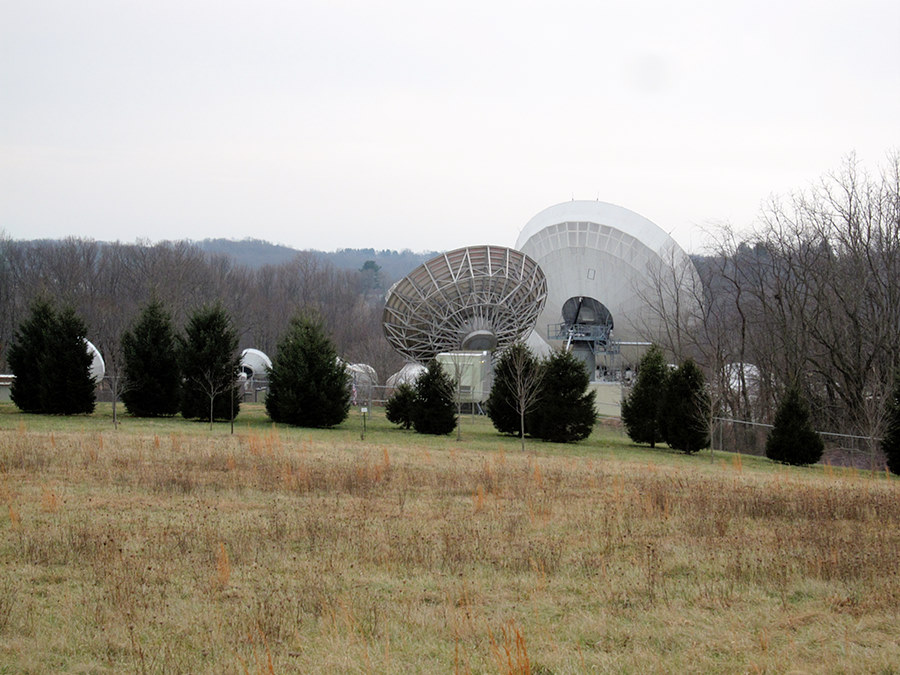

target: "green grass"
[0,401,781,468]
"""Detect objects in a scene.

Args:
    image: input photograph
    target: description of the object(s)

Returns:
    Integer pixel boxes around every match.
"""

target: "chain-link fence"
[713,417,887,470]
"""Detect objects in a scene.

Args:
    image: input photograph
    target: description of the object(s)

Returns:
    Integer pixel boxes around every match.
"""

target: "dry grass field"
[1,403,899,673]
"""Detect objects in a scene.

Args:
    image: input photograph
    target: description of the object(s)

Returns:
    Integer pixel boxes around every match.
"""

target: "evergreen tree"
[8,299,55,413]
[45,307,97,414]
[265,314,350,427]
[8,299,95,414]
[662,358,710,453]
[412,360,457,435]
[486,342,542,440]
[621,344,669,447]
[120,300,181,417]
[385,382,416,429]
[531,350,597,443]
[766,385,824,465]
[881,373,900,475]
[178,305,241,424]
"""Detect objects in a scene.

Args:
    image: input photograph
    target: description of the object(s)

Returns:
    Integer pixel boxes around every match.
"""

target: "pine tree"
[265,314,350,427]
[385,382,416,429]
[881,373,900,475]
[121,300,181,417]
[412,360,457,435]
[766,385,824,465]
[8,299,95,414]
[486,342,542,442]
[531,349,597,443]
[178,305,241,424]
[8,299,55,413]
[45,307,97,414]
[662,358,710,453]
[621,344,669,447]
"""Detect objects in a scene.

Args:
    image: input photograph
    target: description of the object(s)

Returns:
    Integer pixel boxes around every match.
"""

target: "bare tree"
[487,343,545,452]
[638,154,900,445]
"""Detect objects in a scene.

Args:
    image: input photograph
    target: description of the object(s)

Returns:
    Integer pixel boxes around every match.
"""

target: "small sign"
[361,407,368,414]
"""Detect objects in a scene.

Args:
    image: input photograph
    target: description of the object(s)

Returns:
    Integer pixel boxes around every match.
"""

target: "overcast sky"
[2,1,897,254]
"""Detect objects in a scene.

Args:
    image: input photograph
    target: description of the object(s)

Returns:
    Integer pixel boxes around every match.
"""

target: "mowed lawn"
[1,402,898,673]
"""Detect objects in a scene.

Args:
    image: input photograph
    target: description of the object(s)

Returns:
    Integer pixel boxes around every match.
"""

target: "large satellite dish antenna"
[516,200,701,369]
[382,245,547,363]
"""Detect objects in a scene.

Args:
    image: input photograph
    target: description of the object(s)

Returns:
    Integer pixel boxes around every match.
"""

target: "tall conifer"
[531,349,596,443]
[121,300,181,417]
[662,358,710,453]
[766,385,824,465]
[8,299,95,414]
[178,305,241,423]
[265,314,350,427]
[412,360,457,435]
[880,374,900,475]
[621,345,669,447]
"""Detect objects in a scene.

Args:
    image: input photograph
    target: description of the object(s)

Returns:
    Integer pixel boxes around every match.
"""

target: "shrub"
[265,314,350,428]
[766,385,824,465]
[8,299,96,415]
[412,360,457,435]
[531,349,596,443]
[621,345,668,447]
[120,300,181,417]
[385,382,417,430]
[178,305,241,423]
[662,358,710,454]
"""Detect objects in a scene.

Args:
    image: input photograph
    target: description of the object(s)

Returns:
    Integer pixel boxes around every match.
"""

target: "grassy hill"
[0,402,898,672]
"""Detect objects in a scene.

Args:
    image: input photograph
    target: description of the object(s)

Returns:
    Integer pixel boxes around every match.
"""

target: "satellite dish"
[516,200,701,364]
[382,245,548,363]
[85,340,105,381]
[240,348,272,378]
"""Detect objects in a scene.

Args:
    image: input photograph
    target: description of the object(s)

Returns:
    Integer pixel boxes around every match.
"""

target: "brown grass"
[0,424,898,673]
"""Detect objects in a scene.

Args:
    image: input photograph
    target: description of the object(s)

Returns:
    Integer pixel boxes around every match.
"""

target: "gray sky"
[2,1,898,253]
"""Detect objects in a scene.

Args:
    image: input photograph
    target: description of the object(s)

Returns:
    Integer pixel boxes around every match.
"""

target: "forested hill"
[194,238,436,282]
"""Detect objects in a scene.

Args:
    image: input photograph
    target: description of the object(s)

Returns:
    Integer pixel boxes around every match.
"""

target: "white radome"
[346,363,378,403]
[240,348,272,378]
[385,362,427,394]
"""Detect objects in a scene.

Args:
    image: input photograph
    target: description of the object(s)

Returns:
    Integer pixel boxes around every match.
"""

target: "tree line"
[8,296,354,429]
[640,154,900,445]
[620,344,840,468]
[384,345,598,447]
[0,238,406,383]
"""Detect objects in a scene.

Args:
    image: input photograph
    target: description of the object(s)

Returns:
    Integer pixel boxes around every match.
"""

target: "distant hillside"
[194,238,437,285]
[323,248,438,285]
[194,238,301,268]
[7,236,438,287]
